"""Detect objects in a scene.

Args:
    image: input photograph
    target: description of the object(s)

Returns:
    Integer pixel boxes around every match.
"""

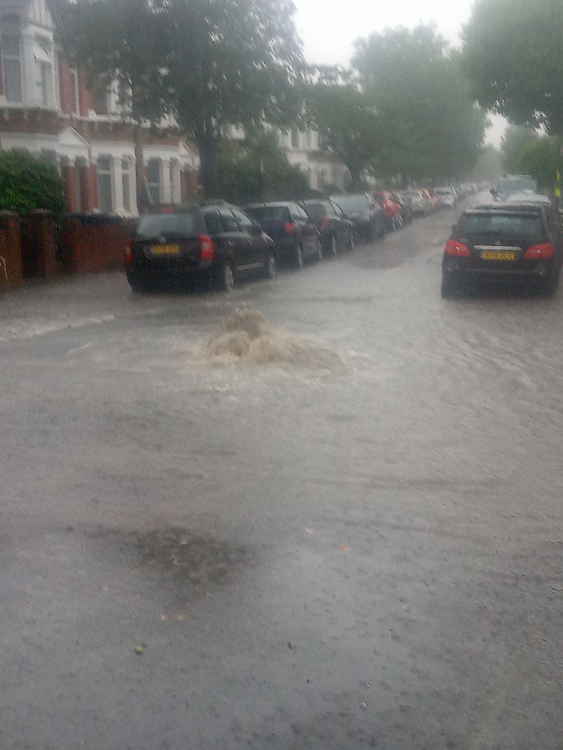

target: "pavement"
[1,198,562,749]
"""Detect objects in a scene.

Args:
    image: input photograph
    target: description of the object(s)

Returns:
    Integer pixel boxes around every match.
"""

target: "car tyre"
[127,274,152,293]
[215,260,235,292]
[264,253,277,280]
[348,231,355,250]
[295,243,304,270]
[441,274,460,299]
[329,234,337,257]
[541,270,560,296]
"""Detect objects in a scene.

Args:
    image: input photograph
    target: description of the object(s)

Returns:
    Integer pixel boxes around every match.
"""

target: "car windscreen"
[332,195,367,212]
[136,213,197,240]
[245,205,290,221]
[304,203,329,220]
[459,212,544,239]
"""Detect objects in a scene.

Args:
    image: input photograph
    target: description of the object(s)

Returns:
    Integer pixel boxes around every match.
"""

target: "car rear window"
[332,195,367,211]
[246,205,290,221]
[137,213,197,239]
[304,202,329,220]
[459,212,545,239]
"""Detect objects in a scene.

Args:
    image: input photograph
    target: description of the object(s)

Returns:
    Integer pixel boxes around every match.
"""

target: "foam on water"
[206,308,346,373]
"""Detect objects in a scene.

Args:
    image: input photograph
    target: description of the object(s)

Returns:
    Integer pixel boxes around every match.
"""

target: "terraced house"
[0,0,199,215]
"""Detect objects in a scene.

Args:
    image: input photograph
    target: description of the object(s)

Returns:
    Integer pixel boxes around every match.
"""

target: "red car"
[374,191,403,231]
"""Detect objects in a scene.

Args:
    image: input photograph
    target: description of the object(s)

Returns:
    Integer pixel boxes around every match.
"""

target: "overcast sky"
[294,0,506,146]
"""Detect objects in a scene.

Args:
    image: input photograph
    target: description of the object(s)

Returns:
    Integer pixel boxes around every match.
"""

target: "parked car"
[491,175,538,201]
[244,202,321,268]
[124,202,276,292]
[301,199,355,255]
[330,193,385,242]
[434,186,458,208]
[374,191,403,231]
[405,189,433,216]
[441,202,561,297]
[395,191,414,224]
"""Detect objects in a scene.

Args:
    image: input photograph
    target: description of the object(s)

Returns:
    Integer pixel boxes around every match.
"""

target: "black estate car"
[301,199,355,255]
[244,202,322,268]
[124,203,276,292]
[442,203,561,297]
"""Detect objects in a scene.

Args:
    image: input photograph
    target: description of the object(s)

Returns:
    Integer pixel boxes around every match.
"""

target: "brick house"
[0,0,199,215]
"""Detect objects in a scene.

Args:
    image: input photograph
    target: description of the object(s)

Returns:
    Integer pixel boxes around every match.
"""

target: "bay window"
[1,34,22,102]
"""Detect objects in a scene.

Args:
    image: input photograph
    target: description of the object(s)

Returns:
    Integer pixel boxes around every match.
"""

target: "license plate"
[151,244,180,256]
[480,250,517,261]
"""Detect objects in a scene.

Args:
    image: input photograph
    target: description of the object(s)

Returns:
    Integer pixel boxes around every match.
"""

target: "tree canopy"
[164,0,304,196]
[462,0,563,135]
[500,126,559,191]
[354,26,487,182]
[305,76,384,188]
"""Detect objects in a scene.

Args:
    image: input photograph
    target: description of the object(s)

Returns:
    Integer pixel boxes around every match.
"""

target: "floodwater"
[1,195,562,749]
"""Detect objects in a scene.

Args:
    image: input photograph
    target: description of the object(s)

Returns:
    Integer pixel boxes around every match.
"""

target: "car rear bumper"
[443,256,557,281]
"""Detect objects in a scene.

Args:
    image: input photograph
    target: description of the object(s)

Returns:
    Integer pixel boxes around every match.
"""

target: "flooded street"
[1,198,562,749]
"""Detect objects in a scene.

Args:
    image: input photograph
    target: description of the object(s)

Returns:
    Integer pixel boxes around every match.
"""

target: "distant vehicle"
[124,203,276,293]
[374,191,403,231]
[244,202,321,268]
[406,189,433,216]
[441,203,561,297]
[301,199,355,255]
[492,175,538,201]
[434,186,457,208]
[505,191,551,206]
[395,191,414,224]
[330,193,385,242]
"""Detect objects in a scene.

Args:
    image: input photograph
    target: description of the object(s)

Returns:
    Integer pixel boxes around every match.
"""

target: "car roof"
[245,201,294,208]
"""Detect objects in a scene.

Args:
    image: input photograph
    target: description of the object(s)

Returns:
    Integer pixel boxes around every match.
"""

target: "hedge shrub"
[0,149,65,216]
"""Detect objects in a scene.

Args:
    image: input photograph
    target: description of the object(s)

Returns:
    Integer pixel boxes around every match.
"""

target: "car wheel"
[316,238,324,262]
[441,274,460,299]
[541,269,560,296]
[348,231,355,250]
[329,234,337,257]
[127,273,151,293]
[264,253,277,280]
[295,243,304,270]
[215,260,235,292]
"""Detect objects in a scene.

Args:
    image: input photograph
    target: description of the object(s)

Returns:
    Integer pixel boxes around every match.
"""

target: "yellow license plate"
[151,244,180,256]
[481,250,517,261]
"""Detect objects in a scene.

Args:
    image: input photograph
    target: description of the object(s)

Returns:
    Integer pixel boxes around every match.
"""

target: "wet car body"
[245,202,321,268]
[442,203,561,297]
[330,193,385,242]
[124,202,275,292]
[301,199,354,255]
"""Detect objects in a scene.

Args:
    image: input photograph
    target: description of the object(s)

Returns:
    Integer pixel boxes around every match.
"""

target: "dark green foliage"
[0,150,65,215]
[463,0,563,135]
[215,131,309,204]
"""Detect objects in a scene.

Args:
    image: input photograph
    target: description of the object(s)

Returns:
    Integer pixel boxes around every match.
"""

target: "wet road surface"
[1,198,562,749]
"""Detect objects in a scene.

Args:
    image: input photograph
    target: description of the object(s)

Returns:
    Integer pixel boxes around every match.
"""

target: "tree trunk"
[134,123,149,214]
[197,135,219,199]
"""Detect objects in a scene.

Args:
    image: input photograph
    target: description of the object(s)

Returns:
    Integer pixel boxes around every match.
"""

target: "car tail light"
[284,222,296,234]
[199,234,216,261]
[445,239,471,257]
[524,243,555,260]
[124,240,134,265]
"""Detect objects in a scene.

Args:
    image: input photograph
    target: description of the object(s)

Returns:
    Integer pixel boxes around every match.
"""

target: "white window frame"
[146,158,161,204]
[1,33,22,102]
[69,66,79,115]
[121,158,132,212]
[97,156,113,213]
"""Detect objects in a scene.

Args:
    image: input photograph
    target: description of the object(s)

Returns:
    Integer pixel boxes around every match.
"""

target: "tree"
[354,26,486,182]
[501,126,539,174]
[305,76,384,189]
[500,127,559,191]
[215,131,309,204]
[164,0,303,197]
[57,0,170,212]
[462,0,563,135]
[0,150,65,215]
